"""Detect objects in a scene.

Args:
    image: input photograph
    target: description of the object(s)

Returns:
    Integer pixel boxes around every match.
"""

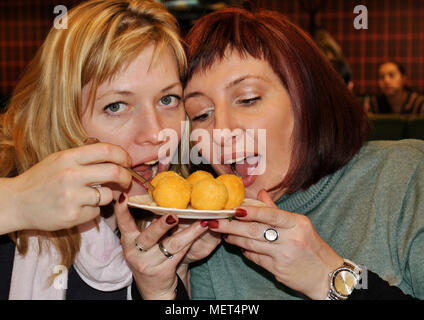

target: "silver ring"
[158,242,174,259]
[135,240,147,253]
[263,227,279,242]
[92,186,101,207]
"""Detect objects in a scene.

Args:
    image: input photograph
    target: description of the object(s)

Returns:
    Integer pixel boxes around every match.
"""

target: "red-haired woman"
[183,7,423,300]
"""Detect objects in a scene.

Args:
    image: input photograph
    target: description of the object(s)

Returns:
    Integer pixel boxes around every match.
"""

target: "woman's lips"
[131,160,162,190]
[132,164,157,184]
[230,155,260,176]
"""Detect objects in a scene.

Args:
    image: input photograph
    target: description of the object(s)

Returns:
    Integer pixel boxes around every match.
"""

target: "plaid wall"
[1,0,423,96]
[259,0,424,95]
[0,0,79,96]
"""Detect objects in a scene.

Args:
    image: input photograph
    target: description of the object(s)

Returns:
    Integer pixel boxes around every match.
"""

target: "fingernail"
[166,215,177,225]
[235,208,247,217]
[83,137,100,145]
[208,220,219,229]
[200,220,209,228]
[118,193,126,204]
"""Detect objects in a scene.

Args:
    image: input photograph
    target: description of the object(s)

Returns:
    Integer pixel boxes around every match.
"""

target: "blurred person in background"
[314,28,354,92]
[364,61,424,115]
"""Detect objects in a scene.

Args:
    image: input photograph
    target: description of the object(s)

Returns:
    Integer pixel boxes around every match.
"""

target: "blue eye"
[104,102,126,115]
[159,95,180,107]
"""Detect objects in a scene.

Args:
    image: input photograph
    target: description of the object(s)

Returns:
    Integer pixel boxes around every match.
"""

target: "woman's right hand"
[4,142,132,233]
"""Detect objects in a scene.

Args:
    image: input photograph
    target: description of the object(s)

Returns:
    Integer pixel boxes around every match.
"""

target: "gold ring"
[93,186,101,206]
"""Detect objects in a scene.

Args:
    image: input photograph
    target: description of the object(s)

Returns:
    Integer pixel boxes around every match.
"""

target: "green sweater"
[190,140,424,299]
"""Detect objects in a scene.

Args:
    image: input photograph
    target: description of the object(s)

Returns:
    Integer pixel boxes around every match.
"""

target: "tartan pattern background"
[259,0,424,95]
[1,0,423,96]
[0,0,80,96]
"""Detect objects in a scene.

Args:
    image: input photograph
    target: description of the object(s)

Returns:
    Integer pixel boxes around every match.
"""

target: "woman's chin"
[244,182,264,200]
[240,174,258,188]
[243,175,277,201]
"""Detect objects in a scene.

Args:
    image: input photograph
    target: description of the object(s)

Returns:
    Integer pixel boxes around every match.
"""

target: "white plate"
[128,194,266,219]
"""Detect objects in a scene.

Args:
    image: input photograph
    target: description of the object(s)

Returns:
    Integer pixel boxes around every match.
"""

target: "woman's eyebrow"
[184,75,268,101]
[96,82,181,101]
[183,91,203,101]
[224,75,267,90]
[96,90,133,101]
[161,82,182,93]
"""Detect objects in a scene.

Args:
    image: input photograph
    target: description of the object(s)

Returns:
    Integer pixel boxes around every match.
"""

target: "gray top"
[190,140,424,299]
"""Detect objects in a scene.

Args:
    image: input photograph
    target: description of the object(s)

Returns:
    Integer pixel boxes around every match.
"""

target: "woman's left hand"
[114,193,209,300]
[208,190,343,300]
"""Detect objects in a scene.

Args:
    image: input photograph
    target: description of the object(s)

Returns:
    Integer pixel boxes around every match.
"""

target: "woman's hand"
[114,193,210,300]
[2,142,132,234]
[207,190,343,300]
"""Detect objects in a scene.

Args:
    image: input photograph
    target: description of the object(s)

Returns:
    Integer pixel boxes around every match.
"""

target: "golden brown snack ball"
[153,175,191,209]
[186,170,214,186]
[149,171,180,198]
[151,171,180,187]
[191,178,229,210]
[216,174,245,209]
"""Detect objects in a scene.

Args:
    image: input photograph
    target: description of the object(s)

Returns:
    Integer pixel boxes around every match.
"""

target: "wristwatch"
[326,259,362,300]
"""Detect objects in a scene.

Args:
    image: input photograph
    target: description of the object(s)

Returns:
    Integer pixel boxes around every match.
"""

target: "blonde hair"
[0,0,186,269]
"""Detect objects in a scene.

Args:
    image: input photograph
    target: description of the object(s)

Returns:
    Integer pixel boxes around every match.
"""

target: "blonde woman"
[0,0,215,300]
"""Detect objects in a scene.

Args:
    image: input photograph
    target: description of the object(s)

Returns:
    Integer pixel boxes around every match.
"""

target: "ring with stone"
[135,240,147,253]
[263,227,279,242]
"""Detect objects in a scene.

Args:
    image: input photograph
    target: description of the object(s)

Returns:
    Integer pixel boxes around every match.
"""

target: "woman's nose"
[384,75,392,83]
[212,104,244,154]
[213,103,232,144]
[134,107,163,145]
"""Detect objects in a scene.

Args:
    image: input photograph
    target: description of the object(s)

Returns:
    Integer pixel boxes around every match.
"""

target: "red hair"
[184,7,370,194]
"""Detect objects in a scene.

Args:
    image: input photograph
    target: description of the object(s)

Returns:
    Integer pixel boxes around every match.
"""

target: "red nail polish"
[235,208,247,217]
[83,137,100,145]
[166,215,177,225]
[208,220,219,229]
[119,193,126,204]
[200,220,208,228]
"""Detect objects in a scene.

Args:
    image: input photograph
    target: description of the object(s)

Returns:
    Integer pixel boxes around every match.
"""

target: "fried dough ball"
[216,174,245,209]
[151,171,180,187]
[186,170,214,186]
[153,175,191,209]
[191,178,228,210]
[149,171,180,198]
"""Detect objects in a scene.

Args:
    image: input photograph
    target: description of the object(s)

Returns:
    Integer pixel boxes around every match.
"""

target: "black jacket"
[0,234,188,300]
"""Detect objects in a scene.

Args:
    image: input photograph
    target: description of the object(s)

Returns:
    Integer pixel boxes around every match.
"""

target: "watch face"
[334,270,357,296]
